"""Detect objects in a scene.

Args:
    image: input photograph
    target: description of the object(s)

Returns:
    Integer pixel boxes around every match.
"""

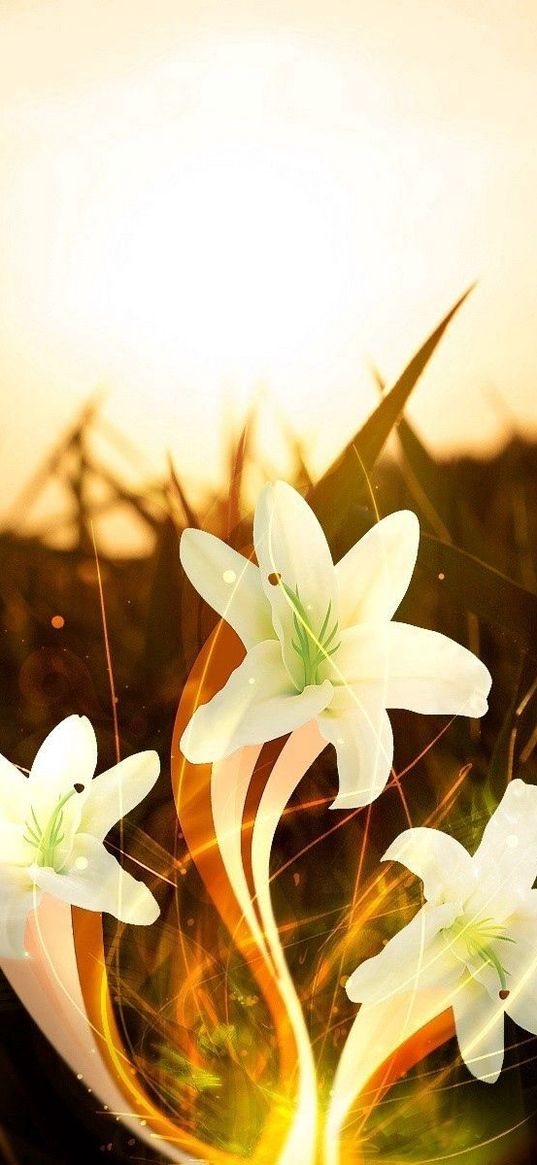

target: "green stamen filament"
[280,581,340,688]
[23,787,80,870]
[446,915,514,994]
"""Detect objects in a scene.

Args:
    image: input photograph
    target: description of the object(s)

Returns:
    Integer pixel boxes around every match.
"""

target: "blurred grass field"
[0,300,537,1164]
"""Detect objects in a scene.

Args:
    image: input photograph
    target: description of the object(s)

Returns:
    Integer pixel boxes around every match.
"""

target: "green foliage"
[197,1022,239,1059]
[308,288,473,554]
[158,1047,222,1094]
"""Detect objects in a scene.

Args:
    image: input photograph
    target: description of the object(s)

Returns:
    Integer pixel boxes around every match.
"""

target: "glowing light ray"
[91,525,141,1094]
[324,775,537,1164]
[211,746,274,972]
[189,694,325,1163]
[173,605,334,1162]
[172,623,319,1163]
[250,722,326,1165]
[355,1011,537,1152]
[288,751,455,1019]
[317,800,375,1069]
[324,990,452,1165]
[382,1110,537,1165]
[0,897,196,1164]
[322,761,471,974]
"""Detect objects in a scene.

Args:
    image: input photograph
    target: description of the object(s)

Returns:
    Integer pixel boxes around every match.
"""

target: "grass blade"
[308,287,474,551]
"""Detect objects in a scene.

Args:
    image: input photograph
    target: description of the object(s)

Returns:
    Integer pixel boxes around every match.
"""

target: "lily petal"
[28,715,98,805]
[0,753,29,823]
[451,978,505,1083]
[346,903,459,1005]
[336,510,419,628]
[0,822,32,865]
[337,622,490,717]
[254,482,338,687]
[503,902,537,1034]
[0,865,36,959]
[471,780,537,902]
[506,988,537,1037]
[180,640,333,763]
[33,834,159,925]
[180,529,274,649]
[80,751,160,842]
[383,828,476,907]
[318,693,393,809]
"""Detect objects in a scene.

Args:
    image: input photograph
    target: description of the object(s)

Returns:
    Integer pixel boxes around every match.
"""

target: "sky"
[1,0,537,533]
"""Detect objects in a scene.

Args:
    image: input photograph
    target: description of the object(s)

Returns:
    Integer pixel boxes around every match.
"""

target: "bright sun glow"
[68,142,360,387]
[2,13,537,532]
[32,38,384,476]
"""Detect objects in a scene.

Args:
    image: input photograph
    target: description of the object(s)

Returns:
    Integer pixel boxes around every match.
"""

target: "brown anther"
[73,783,85,793]
[268,572,282,586]
[499,989,510,1000]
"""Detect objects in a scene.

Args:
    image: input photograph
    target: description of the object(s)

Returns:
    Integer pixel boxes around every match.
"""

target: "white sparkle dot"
[75,856,89,870]
[506,834,519,849]
[248,677,256,685]
[336,737,345,745]
[223,570,236,584]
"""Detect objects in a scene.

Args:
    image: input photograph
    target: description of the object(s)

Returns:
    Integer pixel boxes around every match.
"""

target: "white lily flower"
[346,778,537,1083]
[0,714,160,958]
[180,481,491,808]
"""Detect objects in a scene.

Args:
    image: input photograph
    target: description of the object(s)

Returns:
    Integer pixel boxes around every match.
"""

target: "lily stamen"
[281,581,341,688]
[24,786,80,870]
[445,913,514,994]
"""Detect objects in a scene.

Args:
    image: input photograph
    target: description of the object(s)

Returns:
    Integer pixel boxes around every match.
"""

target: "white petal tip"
[178,528,202,579]
[381,830,425,865]
[468,695,489,719]
[179,725,210,765]
[179,705,234,765]
[380,508,420,546]
[141,750,161,780]
[381,840,404,865]
[329,785,384,811]
[329,795,359,811]
[395,509,420,531]
[135,896,160,926]
[179,526,196,555]
[120,888,160,926]
[343,973,362,1003]
[263,479,307,510]
[470,1067,502,1085]
[486,1071,501,1085]
[74,713,93,730]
